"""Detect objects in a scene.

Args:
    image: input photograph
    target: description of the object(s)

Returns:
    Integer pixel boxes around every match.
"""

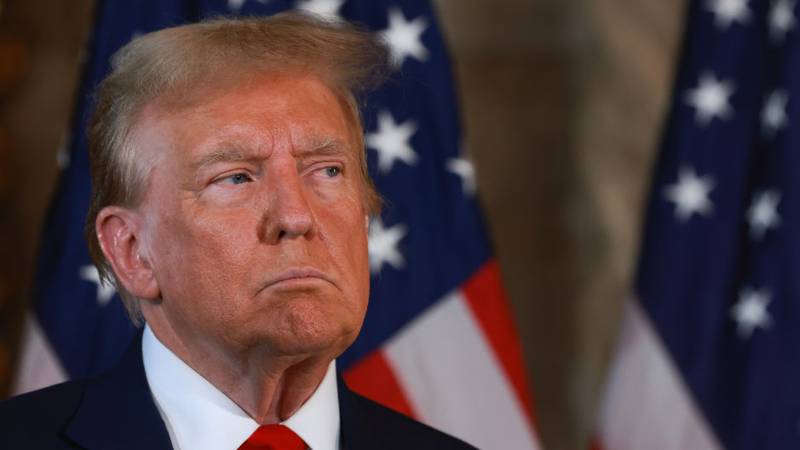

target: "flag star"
[769,0,796,43]
[366,110,419,174]
[747,189,781,239]
[79,265,116,307]
[380,7,429,68]
[685,72,736,125]
[762,90,789,136]
[730,287,772,338]
[706,0,752,29]
[228,0,268,12]
[228,0,246,12]
[446,157,476,195]
[295,0,344,19]
[368,218,407,273]
[55,133,71,170]
[663,166,715,222]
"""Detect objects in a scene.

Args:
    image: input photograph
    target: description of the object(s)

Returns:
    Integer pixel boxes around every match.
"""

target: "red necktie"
[237,424,307,450]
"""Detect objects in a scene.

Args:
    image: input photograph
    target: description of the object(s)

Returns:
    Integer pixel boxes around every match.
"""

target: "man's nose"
[259,163,316,244]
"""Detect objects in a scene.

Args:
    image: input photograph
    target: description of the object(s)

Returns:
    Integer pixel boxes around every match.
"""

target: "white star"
[368,218,407,274]
[295,0,344,19]
[228,0,246,12]
[446,157,476,195]
[228,0,268,11]
[769,0,796,43]
[663,166,715,222]
[366,110,419,174]
[747,189,781,239]
[685,72,736,125]
[79,265,116,307]
[762,90,789,136]
[55,133,71,170]
[380,7,429,68]
[706,0,752,29]
[730,287,772,338]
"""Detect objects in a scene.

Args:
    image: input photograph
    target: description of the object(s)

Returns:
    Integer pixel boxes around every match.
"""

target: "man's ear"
[95,206,160,300]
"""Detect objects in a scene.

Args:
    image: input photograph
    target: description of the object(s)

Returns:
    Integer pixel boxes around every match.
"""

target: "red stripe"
[588,438,605,450]
[343,349,417,418]
[461,260,537,425]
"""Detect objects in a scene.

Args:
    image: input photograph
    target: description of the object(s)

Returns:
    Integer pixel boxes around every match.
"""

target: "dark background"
[0,1,686,448]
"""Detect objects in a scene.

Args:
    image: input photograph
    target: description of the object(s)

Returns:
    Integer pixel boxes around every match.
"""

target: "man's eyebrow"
[191,138,351,170]
[296,136,351,157]
[191,147,254,170]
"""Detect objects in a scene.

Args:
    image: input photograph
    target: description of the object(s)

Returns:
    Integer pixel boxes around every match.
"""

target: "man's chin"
[254,326,359,360]
[254,309,361,357]
[236,289,364,357]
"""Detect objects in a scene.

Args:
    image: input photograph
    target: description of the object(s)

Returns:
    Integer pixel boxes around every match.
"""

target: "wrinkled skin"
[96,72,371,422]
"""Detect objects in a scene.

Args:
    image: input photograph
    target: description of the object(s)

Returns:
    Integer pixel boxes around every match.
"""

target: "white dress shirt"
[142,325,341,450]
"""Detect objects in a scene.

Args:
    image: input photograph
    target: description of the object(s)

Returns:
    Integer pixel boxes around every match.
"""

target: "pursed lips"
[260,267,336,291]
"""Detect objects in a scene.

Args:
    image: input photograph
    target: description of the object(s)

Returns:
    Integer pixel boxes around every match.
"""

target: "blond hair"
[85,12,388,321]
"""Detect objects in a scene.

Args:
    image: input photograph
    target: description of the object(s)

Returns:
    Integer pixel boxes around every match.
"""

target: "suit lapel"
[65,335,173,450]
[64,346,403,449]
[337,374,382,450]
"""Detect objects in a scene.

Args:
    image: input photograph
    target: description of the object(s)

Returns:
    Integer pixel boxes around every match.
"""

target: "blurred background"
[0,0,686,448]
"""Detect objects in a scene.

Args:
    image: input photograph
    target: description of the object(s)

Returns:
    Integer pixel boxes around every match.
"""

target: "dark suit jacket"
[0,338,475,449]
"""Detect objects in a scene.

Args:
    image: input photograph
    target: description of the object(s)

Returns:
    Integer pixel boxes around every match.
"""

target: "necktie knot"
[238,424,307,450]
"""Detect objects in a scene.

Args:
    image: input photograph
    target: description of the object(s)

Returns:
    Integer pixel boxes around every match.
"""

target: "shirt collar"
[142,325,340,450]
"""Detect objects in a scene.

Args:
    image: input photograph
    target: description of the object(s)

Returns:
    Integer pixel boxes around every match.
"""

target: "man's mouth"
[261,267,335,291]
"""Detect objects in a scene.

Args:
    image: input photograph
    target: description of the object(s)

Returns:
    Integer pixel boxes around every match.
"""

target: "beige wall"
[0,1,686,448]
[571,0,685,447]
[434,0,685,448]
[0,0,94,394]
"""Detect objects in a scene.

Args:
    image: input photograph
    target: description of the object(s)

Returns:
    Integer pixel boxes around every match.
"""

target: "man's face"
[134,72,370,360]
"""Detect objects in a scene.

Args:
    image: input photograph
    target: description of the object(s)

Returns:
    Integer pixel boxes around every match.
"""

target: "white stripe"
[11,314,67,395]
[597,301,722,450]
[384,291,540,450]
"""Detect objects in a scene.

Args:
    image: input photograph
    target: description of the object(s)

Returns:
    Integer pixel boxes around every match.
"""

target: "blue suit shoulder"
[0,338,173,450]
[338,379,477,450]
[0,379,89,449]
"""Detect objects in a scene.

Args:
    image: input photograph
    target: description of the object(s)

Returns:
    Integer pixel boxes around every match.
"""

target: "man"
[0,13,474,450]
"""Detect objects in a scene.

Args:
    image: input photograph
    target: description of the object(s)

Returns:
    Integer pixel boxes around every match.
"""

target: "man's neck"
[146,317,334,423]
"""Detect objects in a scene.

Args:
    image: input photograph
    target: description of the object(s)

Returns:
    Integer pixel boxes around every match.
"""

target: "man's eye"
[324,167,340,177]
[223,173,252,185]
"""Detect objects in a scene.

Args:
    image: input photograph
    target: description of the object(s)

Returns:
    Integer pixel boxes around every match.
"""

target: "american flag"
[596,0,800,449]
[12,1,540,448]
